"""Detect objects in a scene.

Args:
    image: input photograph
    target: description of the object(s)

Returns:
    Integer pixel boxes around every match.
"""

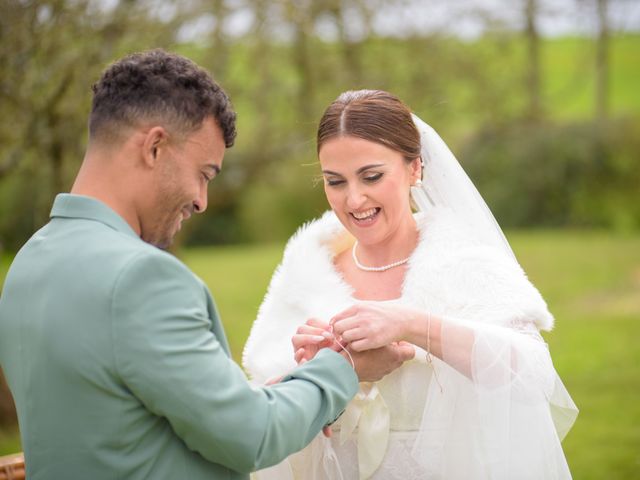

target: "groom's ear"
[141,126,169,168]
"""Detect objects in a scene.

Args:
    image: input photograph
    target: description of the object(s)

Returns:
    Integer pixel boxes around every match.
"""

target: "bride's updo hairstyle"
[317,89,421,164]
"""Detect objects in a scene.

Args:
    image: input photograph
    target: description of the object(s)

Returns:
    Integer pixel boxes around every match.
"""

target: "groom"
[0,50,413,479]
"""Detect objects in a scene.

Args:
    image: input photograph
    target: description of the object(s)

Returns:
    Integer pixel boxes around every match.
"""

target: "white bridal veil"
[409,114,515,260]
[409,115,578,479]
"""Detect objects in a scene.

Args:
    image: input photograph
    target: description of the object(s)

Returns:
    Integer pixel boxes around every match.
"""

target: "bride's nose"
[346,185,366,209]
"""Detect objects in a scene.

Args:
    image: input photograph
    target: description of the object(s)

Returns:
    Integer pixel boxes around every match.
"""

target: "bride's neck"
[356,215,419,265]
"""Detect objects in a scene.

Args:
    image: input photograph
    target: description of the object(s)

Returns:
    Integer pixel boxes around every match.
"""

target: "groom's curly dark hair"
[89,49,236,147]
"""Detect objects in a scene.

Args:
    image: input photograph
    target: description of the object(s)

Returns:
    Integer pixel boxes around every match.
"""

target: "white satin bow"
[339,383,390,479]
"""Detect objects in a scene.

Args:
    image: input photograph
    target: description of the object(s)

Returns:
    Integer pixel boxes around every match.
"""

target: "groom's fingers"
[396,343,416,361]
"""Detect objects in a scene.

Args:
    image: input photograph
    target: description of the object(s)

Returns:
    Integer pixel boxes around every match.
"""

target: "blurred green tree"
[0,0,189,249]
[0,0,638,250]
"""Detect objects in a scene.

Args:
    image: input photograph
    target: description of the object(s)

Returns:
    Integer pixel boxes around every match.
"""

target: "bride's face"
[319,135,421,247]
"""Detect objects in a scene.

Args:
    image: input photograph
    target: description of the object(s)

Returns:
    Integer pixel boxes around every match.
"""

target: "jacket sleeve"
[110,251,358,473]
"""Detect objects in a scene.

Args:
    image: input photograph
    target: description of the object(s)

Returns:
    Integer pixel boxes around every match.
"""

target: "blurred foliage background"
[0,0,639,477]
[0,0,638,250]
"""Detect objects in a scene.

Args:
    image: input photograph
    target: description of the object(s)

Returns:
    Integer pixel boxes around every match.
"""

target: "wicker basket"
[0,453,24,480]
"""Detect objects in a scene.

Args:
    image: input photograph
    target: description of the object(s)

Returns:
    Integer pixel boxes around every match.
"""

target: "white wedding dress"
[243,207,577,480]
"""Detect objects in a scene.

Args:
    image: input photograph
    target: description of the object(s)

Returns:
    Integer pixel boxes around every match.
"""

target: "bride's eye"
[363,172,383,183]
[326,178,345,187]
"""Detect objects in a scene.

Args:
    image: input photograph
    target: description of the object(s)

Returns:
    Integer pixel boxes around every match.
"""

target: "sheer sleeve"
[411,246,578,479]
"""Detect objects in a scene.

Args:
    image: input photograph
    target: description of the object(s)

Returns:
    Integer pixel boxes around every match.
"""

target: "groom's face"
[143,117,225,248]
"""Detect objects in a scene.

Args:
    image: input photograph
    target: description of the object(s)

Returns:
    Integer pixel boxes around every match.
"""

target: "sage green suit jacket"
[0,194,357,479]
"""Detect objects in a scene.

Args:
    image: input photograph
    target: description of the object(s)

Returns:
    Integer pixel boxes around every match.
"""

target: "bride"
[243,90,578,479]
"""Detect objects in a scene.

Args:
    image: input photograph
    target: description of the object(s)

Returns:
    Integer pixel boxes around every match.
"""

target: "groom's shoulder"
[110,235,193,282]
[58,219,196,288]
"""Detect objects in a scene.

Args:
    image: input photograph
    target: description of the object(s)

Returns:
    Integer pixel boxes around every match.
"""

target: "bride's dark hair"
[317,89,421,163]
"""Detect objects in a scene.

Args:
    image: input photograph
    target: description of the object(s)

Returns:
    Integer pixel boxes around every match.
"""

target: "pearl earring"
[414,179,423,188]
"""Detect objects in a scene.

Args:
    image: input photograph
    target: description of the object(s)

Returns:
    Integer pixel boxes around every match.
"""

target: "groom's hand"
[348,342,415,382]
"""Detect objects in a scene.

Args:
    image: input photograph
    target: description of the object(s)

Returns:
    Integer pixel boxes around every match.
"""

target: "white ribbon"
[339,383,390,479]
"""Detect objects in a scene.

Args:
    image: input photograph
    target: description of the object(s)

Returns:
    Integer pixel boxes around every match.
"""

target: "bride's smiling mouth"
[349,207,380,224]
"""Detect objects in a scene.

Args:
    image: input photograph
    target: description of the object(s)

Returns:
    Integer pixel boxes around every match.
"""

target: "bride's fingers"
[306,318,331,330]
[292,339,320,356]
[295,324,327,336]
[331,317,361,337]
[296,325,334,343]
[292,334,325,349]
[330,305,360,325]
[348,339,370,352]
[296,346,319,363]
[340,327,366,344]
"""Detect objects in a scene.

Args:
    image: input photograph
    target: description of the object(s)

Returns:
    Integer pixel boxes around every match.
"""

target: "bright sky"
[371,0,640,39]
[173,0,640,43]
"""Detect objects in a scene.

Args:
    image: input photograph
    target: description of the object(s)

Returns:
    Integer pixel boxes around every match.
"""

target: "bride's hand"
[291,318,335,363]
[330,303,414,352]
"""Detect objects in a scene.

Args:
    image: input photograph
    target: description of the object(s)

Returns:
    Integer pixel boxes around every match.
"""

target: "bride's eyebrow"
[322,163,385,176]
[321,169,343,176]
[356,163,385,174]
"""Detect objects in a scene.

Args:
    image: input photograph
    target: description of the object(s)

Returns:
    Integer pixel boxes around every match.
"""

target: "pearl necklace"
[351,241,410,272]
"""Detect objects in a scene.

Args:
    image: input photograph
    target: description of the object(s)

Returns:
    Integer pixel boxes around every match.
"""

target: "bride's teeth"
[352,208,377,220]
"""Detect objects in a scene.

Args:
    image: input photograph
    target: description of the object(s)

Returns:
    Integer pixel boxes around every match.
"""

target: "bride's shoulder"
[416,207,516,267]
[277,210,345,268]
[284,210,341,249]
[416,207,478,253]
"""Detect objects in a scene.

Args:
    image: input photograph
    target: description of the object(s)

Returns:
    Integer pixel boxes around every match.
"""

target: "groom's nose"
[193,185,208,213]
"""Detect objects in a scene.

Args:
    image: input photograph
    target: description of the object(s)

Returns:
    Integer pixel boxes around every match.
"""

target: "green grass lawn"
[1,231,639,478]
[542,35,640,120]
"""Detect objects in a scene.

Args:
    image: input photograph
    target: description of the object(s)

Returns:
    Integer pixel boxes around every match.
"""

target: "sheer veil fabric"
[409,114,516,260]
[245,116,578,479]
[409,115,577,478]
